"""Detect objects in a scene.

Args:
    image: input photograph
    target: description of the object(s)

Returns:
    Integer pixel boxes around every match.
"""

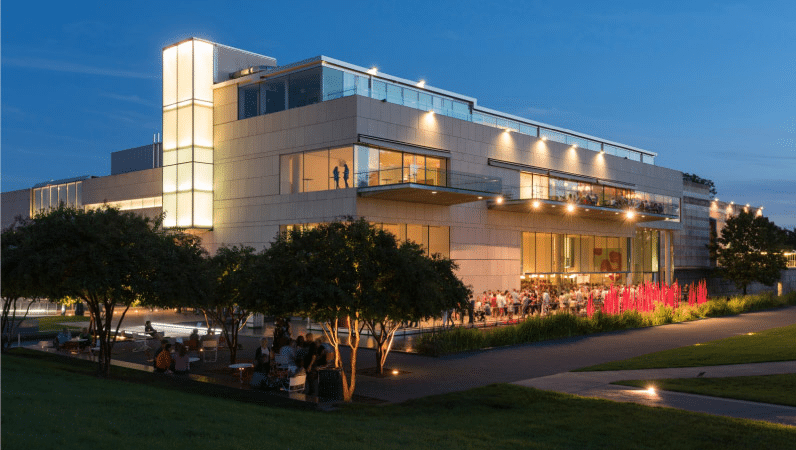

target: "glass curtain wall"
[32,181,83,213]
[280,145,448,194]
[516,171,680,218]
[522,231,632,286]
[280,146,354,194]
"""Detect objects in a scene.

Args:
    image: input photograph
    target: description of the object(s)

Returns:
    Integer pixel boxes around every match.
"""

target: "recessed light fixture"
[431,191,437,194]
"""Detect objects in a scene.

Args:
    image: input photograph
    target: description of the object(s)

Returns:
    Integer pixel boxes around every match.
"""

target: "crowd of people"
[470,282,650,321]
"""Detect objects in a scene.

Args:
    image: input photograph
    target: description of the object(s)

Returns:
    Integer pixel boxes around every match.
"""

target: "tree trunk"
[743,285,747,296]
[340,315,361,402]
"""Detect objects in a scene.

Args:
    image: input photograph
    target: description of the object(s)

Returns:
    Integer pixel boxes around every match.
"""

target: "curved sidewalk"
[354,305,796,404]
[513,361,796,426]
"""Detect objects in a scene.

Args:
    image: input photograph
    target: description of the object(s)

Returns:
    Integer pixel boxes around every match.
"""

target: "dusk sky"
[2,1,794,227]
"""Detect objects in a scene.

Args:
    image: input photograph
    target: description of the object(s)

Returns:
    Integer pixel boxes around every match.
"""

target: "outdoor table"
[64,338,87,352]
[229,363,253,383]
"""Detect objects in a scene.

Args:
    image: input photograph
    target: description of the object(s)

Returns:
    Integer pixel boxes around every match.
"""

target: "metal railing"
[501,182,680,217]
[355,167,502,194]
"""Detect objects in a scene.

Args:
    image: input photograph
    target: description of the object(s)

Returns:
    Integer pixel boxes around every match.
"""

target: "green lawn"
[2,351,796,449]
[613,374,796,407]
[576,323,796,371]
[32,315,90,331]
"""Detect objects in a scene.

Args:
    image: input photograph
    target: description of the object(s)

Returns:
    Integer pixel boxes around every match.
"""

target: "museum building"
[1,38,685,294]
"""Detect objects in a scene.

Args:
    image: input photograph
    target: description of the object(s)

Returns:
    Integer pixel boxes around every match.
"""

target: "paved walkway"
[513,361,796,426]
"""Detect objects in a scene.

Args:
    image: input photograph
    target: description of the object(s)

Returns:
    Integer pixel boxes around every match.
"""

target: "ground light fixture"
[495,197,504,204]
[626,210,636,219]
[392,369,399,375]
[646,386,656,395]
[567,204,575,212]
[532,200,540,208]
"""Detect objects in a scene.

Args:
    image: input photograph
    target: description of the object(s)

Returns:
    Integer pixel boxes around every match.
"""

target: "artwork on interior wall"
[594,248,622,272]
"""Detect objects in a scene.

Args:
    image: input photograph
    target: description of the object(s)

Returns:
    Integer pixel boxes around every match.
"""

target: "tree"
[710,211,787,295]
[14,206,201,376]
[257,218,471,399]
[682,173,717,196]
[192,246,261,364]
[362,241,471,374]
[1,224,36,352]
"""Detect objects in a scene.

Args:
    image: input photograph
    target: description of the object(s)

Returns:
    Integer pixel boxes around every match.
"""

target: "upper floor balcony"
[489,177,680,223]
[356,166,502,206]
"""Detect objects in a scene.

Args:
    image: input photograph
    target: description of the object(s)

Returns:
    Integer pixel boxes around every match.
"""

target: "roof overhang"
[488,199,676,223]
[358,183,499,206]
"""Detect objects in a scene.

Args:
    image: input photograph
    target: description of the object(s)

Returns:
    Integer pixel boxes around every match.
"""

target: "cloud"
[100,93,156,107]
[2,57,156,79]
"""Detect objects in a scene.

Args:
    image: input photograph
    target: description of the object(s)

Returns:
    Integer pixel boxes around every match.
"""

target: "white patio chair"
[287,373,306,393]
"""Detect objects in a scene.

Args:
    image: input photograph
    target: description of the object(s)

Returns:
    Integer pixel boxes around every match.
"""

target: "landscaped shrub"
[416,291,796,356]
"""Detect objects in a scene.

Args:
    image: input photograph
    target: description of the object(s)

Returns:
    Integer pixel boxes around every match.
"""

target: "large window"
[280,145,449,194]
[522,232,630,275]
[32,181,83,213]
[280,147,354,194]
[238,67,321,120]
[353,145,448,188]
[522,230,662,285]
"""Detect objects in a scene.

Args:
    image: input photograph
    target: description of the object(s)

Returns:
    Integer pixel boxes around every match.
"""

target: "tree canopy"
[12,206,202,376]
[711,210,787,295]
[255,218,471,399]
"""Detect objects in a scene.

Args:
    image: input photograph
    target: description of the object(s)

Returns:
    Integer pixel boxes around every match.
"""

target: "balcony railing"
[355,167,502,194]
[500,183,680,218]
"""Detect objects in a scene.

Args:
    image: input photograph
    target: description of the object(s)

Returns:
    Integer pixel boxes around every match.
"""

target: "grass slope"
[613,374,796,407]
[576,323,796,371]
[2,351,796,450]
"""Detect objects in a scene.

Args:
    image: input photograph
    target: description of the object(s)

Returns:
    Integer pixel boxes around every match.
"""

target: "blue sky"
[2,1,794,227]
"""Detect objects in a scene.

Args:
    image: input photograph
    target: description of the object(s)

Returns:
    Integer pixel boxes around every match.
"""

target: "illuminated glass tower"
[162,38,215,228]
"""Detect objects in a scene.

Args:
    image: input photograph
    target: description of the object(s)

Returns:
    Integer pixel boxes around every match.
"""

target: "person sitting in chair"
[78,327,92,349]
[144,321,158,338]
[54,327,72,350]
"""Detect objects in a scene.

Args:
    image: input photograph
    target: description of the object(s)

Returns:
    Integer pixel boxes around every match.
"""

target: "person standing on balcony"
[333,165,340,189]
[343,163,350,188]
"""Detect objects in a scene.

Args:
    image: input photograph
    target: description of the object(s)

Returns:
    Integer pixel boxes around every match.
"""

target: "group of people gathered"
[472,283,622,321]
[251,330,335,394]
